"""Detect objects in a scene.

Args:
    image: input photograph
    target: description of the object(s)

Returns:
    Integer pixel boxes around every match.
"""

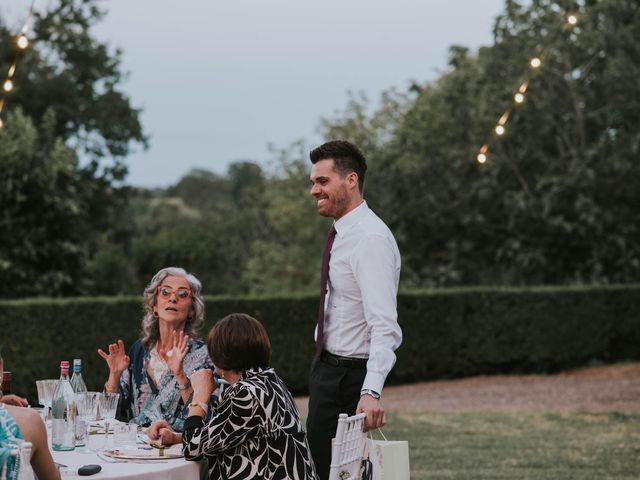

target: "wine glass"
[76,392,98,452]
[35,379,57,422]
[97,392,120,450]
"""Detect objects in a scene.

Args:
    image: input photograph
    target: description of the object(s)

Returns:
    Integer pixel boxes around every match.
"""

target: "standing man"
[306,140,402,480]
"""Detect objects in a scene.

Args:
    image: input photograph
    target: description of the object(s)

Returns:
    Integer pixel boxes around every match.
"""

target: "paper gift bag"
[362,433,410,480]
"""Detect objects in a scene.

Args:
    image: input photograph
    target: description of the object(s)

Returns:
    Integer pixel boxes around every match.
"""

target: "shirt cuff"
[362,371,386,395]
[184,415,204,431]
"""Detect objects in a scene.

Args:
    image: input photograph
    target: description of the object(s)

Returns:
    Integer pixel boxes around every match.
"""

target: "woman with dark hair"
[149,313,317,479]
[98,267,213,431]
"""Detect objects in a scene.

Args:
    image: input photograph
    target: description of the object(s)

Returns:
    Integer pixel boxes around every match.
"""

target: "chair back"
[17,442,34,480]
[328,413,367,480]
[2,441,34,480]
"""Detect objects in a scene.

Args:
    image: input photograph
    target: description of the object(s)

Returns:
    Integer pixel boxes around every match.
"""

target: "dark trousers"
[306,355,366,480]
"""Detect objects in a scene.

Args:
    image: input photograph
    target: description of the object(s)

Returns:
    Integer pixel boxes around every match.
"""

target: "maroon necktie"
[315,224,337,356]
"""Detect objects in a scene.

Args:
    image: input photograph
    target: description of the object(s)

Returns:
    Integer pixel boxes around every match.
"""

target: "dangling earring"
[153,309,159,318]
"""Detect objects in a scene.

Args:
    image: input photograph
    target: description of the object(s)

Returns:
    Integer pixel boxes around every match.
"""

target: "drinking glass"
[35,379,57,421]
[76,392,98,452]
[97,392,120,450]
[113,422,138,449]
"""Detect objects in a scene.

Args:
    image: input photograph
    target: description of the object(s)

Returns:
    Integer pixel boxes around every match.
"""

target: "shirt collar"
[334,200,368,238]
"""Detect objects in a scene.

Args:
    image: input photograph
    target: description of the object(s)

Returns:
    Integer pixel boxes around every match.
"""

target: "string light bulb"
[0,118,3,129]
[474,9,581,166]
[17,34,29,49]
[0,4,33,129]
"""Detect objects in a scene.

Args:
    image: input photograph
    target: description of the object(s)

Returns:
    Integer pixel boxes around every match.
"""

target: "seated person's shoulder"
[189,340,213,362]
[4,405,44,440]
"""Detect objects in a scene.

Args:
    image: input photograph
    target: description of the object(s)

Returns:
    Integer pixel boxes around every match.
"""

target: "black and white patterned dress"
[182,367,318,480]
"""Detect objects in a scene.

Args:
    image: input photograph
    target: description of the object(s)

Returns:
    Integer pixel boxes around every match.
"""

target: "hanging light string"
[476,12,580,164]
[0,2,35,129]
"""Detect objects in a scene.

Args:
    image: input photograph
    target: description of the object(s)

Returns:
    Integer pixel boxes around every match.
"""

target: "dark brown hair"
[309,140,367,193]
[206,313,271,372]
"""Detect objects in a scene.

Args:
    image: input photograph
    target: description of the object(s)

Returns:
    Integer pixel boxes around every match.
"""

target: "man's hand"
[356,394,386,432]
[0,394,28,407]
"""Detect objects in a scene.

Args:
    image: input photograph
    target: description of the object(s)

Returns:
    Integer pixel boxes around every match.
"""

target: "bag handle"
[368,428,388,441]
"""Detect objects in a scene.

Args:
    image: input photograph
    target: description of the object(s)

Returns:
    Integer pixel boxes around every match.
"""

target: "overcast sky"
[4,0,506,187]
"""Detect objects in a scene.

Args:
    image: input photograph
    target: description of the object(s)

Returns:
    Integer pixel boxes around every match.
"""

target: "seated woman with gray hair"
[98,267,214,431]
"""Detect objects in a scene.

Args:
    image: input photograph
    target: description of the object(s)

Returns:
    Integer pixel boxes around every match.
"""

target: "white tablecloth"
[50,441,205,479]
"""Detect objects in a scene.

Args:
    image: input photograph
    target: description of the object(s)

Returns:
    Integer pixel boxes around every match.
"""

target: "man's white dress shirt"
[317,201,402,394]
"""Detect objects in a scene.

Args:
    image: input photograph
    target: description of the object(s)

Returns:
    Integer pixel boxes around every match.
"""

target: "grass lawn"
[379,411,640,480]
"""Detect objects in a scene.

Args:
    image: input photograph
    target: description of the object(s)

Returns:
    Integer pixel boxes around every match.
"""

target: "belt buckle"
[322,352,340,367]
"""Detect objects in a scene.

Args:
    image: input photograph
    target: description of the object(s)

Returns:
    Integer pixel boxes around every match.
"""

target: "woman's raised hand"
[97,339,130,376]
[158,330,189,377]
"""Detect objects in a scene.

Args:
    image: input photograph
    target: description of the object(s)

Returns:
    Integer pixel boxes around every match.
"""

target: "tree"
[0,109,85,295]
[242,142,329,295]
[1,0,147,179]
[319,0,640,287]
[0,0,147,296]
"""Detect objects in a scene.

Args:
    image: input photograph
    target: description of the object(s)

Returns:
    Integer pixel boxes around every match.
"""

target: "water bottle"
[70,359,88,447]
[51,360,76,451]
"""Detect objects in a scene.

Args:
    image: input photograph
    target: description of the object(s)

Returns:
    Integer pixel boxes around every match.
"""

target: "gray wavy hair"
[140,267,205,349]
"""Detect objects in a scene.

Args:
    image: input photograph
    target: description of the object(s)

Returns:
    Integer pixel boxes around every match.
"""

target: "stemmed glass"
[76,392,99,452]
[35,379,57,422]
[98,392,120,450]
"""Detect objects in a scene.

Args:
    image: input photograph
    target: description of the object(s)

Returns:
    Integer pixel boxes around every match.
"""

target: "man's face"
[309,158,355,220]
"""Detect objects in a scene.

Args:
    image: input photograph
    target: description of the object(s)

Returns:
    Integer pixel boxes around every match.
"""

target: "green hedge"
[1,285,639,404]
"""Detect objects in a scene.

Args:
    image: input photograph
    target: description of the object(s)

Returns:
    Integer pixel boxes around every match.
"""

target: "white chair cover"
[2,441,34,480]
[328,413,367,480]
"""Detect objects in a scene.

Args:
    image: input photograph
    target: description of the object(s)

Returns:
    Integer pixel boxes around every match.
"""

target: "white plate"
[103,444,183,460]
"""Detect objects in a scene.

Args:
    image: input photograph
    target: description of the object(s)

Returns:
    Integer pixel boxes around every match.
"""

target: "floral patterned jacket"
[116,338,213,431]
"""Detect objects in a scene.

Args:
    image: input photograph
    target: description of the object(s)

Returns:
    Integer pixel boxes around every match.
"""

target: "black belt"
[320,350,368,369]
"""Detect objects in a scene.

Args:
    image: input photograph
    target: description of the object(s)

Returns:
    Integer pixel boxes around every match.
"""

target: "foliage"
[241,142,330,295]
[127,162,269,295]
[1,0,148,178]
[2,285,638,402]
[124,144,329,297]
[3,0,640,297]
[0,109,132,296]
[319,0,640,288]
[0,0,146,297]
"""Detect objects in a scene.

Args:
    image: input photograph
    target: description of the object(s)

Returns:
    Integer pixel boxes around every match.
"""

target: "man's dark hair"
[206,313,271,372]
[310,140,367,193]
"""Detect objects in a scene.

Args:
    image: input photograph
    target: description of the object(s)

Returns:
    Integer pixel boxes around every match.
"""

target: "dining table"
[48,426,206,479]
